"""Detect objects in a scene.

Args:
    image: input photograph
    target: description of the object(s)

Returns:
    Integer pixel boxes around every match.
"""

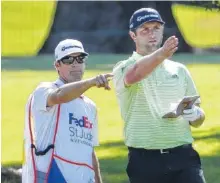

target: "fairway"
[2,55,220,183]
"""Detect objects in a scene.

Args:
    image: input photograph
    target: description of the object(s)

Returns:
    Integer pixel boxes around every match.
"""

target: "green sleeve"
[184,66,201,104]
[113,60,138,95]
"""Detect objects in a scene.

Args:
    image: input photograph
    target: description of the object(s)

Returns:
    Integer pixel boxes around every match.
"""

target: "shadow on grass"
[1,162,22,183]
[194,133,220,141]
[2,135,220,183]
[192,126,220,141]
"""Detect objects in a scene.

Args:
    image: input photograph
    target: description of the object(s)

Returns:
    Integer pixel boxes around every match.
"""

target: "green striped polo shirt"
[113,52,201,149]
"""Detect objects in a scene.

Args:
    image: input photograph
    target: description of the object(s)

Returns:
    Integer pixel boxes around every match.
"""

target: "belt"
[128,144,192,154]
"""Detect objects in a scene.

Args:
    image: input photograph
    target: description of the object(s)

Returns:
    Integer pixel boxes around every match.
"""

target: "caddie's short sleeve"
[32,82,56,112]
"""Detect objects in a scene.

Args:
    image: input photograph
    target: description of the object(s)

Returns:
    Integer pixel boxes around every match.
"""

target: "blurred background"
[1,1,220,183]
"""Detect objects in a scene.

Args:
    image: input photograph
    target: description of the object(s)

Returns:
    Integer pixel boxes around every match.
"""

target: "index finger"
[104,73,114,79]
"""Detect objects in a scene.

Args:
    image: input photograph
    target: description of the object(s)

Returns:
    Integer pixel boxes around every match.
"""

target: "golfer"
[113,8,206,183]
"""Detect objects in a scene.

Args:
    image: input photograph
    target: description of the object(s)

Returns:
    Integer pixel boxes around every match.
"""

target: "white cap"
[54,39,89,61]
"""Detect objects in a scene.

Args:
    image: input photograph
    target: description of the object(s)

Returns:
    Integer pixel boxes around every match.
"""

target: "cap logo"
[137,14,159,22]
[61,45,82,51]
[130,23,134,29]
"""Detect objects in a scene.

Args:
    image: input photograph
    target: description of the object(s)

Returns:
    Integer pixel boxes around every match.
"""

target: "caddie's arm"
[47,73,113,107]
[92,150,102,183]
[124,36,178,86]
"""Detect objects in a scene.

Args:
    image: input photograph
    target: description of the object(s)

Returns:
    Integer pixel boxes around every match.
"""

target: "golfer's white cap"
[54,39,89,61]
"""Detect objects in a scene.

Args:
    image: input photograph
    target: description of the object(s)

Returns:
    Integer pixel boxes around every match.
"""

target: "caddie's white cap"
[54,39,89,61]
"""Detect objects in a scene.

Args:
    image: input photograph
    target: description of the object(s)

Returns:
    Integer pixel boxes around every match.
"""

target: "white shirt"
[22,79,98,183]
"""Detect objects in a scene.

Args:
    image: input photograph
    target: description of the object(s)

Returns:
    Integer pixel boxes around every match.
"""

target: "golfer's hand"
[161,36,178,58]
[92,73,113,90]
[182,105,201,122]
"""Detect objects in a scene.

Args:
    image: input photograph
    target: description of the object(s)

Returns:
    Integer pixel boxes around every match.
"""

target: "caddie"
[22,39,112,183]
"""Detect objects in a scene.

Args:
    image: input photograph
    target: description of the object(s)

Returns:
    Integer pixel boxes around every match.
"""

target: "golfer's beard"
[144,44,159,54]
[147,44,159,52]
[147,39,163,52]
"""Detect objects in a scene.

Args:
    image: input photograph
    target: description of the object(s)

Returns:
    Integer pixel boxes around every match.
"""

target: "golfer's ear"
[129,31,136,41]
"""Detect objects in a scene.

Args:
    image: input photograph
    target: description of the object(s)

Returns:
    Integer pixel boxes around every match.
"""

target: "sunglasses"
[60,55,87,65]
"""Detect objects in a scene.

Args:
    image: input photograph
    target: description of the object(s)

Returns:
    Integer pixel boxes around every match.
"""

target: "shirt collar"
[131,51,143,61]
[54,78,65,87]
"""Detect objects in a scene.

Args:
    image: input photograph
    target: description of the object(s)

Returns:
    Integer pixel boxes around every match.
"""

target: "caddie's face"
[130,22,164,52]
[55,52,86,83]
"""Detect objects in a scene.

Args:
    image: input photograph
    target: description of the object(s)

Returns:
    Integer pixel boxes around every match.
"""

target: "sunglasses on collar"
[60,55,87,65]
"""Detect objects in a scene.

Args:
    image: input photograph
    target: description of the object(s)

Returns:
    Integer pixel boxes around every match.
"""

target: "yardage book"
[162,95,200,118]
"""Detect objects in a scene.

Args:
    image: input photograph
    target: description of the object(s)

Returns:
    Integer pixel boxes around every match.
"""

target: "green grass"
[2,55,220,183]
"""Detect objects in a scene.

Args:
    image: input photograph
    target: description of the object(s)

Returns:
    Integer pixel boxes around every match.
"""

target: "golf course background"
[2,54,220,183]
[2,1,220,182]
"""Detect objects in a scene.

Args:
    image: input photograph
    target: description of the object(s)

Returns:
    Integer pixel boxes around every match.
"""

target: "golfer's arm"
[92,151,102,183]
[190,105,205,128]
[47,78,95,106]
[124,48,165,86]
